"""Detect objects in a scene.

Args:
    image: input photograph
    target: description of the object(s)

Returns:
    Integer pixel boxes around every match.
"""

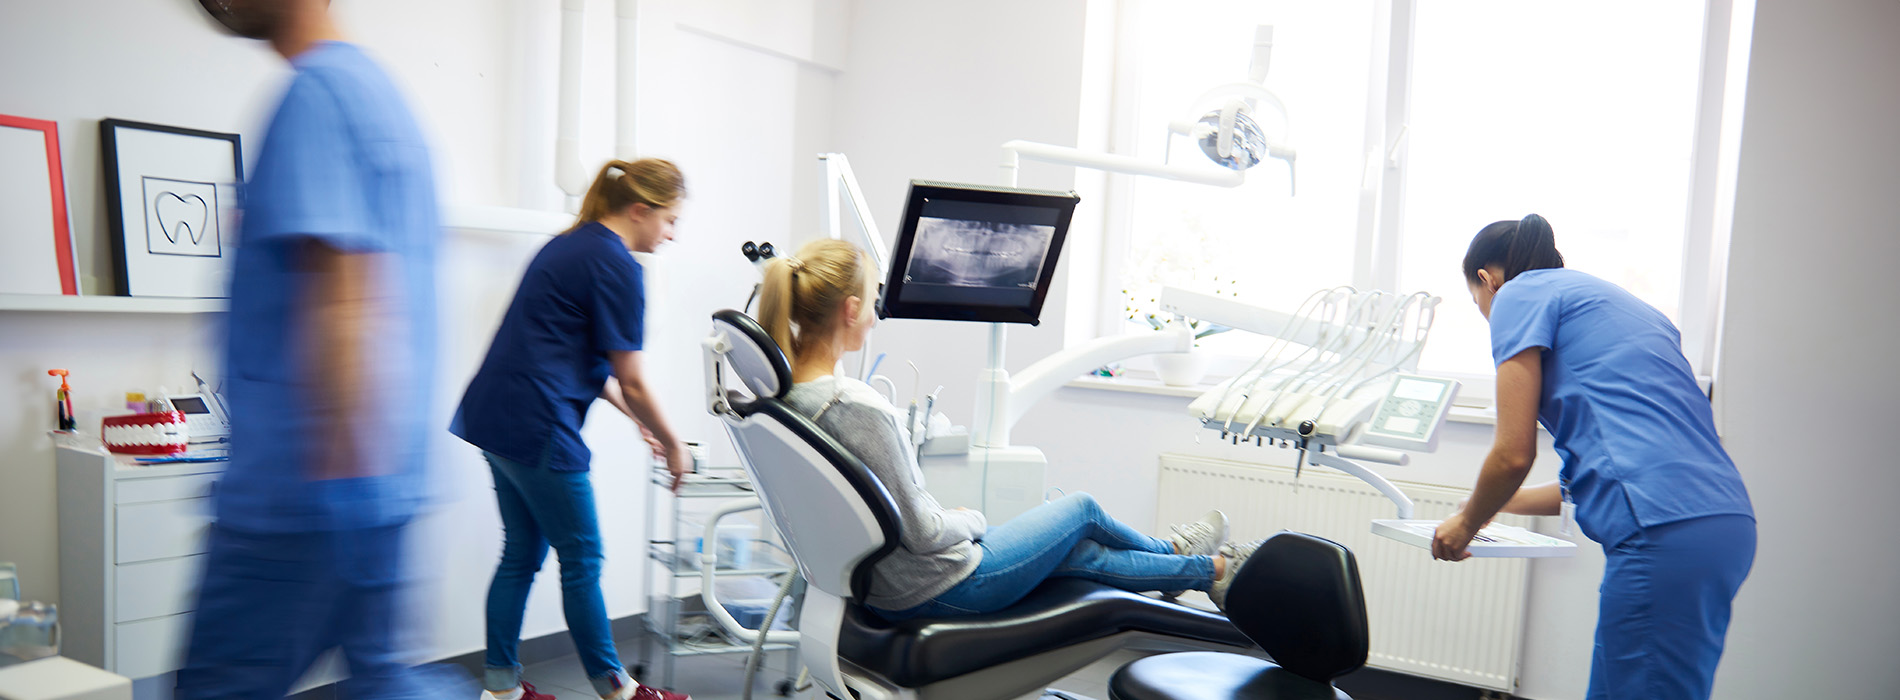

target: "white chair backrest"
[708,310,902,600]
[721,408,892,598]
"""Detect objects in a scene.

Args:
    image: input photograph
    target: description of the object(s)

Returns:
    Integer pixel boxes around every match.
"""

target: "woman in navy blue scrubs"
[1432,214,1755,700]
[452,159,692,700]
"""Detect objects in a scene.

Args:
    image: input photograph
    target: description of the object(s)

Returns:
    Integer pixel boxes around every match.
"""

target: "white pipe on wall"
[555,0,589,200]
[615,0,640,159]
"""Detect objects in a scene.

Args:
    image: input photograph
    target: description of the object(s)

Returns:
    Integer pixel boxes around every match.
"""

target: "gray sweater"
[783,375,986,611]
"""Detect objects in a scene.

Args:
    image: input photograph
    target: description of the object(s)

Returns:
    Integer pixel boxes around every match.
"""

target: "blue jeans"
[483,452,623,694]
[880,493,1215,620]
[1588,514,1756,700]
[179,522,468,700]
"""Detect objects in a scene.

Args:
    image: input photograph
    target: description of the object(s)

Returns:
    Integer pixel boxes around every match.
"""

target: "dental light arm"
[820,153,890,278]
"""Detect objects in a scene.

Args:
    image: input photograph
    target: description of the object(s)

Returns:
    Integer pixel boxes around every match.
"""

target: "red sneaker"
[482,683,557,700]
[629,685,690,700]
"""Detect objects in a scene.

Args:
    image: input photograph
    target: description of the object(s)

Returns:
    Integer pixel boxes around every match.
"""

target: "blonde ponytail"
[756,239,873,364]
[759,256,800,363]
[572,158,687,232]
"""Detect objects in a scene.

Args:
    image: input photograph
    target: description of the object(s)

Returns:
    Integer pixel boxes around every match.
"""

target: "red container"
[102,411,189,456]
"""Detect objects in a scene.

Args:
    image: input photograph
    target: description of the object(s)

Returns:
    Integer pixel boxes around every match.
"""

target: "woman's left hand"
[1432,513,1479,562]
[639,424,666,460]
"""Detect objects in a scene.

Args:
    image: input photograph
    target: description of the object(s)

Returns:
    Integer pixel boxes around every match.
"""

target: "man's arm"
[303,241,387,480]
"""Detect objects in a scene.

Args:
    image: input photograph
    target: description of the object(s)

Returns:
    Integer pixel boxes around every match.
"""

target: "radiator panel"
[1157,453,1531,691]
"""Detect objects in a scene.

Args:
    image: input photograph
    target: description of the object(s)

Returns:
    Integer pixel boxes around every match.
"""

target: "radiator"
[1157,453,1531,692]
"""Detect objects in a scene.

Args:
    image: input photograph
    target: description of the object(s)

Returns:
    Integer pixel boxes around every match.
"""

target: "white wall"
[1710,0,1900,696]
[0,0,841,671]
[828,0,1093,428]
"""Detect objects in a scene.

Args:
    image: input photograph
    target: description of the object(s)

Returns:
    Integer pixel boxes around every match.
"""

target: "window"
[1090,0,1739,393]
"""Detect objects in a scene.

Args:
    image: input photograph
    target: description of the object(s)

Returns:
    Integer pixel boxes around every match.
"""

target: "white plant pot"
[1153,351,1211,387]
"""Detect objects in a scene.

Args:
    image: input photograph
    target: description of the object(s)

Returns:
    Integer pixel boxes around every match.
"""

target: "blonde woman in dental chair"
[759,238,1254,621]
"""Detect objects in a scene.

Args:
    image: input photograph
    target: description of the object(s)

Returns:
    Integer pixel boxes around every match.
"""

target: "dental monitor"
[879,181,1080,325]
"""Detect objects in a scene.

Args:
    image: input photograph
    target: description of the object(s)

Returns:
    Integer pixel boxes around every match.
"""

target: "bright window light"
[1398,1,1708,375]
[1111,0,1373,338]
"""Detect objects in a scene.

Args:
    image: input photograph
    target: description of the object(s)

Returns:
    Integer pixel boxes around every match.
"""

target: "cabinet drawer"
[116,473,218,505]
[113,613,190,679]
[115,499,213,564]
[115,556,203,623]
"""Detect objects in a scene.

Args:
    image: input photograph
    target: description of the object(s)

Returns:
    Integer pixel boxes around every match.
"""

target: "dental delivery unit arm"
[1162,287,1460,520]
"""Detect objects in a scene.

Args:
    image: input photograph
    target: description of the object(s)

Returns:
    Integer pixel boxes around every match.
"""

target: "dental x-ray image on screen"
[880,181,1080,325]
[904,217,1054,293]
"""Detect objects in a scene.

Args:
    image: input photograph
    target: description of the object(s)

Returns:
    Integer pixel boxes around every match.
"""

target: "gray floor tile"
[520,657,599,699]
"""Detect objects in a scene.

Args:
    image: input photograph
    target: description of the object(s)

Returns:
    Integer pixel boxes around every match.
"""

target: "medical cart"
[637,466,799,695]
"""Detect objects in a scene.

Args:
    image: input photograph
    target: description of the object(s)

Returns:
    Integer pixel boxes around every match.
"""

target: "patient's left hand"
[1432,513,1478,562]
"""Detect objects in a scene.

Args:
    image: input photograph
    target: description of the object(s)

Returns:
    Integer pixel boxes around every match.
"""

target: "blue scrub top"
[221,42,439,533]
[450,222,646,471]
[1489,269,1753,547]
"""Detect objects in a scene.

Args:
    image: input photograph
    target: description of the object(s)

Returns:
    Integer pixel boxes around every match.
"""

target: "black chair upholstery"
[1109,532,1368,700]
[1109,653,1348,700]
[839,578,1252,687]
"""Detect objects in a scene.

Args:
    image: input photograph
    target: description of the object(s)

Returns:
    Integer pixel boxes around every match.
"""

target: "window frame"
[1082,0,1753,407]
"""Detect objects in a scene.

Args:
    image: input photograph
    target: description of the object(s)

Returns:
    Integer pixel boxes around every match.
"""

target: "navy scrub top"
[452,222,645,471]
[1489,269,1753,547]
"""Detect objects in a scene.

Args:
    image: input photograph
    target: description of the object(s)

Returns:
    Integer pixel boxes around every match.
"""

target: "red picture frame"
[0,114,78,295]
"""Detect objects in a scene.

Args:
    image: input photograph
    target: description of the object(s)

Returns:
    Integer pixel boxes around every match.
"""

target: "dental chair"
[702,310,1253,700]
[1107,532,1369,700]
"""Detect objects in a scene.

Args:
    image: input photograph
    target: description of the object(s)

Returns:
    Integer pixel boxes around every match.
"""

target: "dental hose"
[743,571,799,700]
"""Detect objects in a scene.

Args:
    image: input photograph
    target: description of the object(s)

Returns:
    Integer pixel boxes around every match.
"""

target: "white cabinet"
[55,445,223,679]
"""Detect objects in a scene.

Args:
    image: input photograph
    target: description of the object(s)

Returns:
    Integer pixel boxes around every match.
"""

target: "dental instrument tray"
[1371,519,1577,558]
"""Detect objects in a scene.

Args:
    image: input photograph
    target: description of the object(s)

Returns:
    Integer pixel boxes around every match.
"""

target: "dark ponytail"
[1462,213,1565,285]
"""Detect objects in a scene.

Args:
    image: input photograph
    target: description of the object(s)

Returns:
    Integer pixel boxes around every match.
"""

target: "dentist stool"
[1108,532,1368,700]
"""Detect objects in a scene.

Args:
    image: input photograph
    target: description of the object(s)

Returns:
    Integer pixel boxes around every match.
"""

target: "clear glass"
[1113,0,1374,336]
[1396,1,1708,375]
[0,601,60,667]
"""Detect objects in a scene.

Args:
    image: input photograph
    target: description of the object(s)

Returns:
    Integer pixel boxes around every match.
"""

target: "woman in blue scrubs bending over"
[1432,214,1755,700]
[453,159,692,700]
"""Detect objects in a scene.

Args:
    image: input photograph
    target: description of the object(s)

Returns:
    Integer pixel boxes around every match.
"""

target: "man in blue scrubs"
[179,2,452,698]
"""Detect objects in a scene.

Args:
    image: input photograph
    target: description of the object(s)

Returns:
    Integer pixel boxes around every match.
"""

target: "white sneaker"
[1210,539,1262,612]
[1170,509,1229,557]
[1163,510,1228,598]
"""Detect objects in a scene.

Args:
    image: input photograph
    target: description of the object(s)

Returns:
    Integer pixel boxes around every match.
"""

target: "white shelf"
[0,294,225,315]
[441,204,572,235]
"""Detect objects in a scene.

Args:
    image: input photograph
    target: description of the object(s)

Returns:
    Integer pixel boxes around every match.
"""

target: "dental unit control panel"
[1362,374,1458,452]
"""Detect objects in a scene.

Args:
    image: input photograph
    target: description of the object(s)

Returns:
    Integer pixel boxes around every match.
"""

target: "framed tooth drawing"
[101,119,243,298]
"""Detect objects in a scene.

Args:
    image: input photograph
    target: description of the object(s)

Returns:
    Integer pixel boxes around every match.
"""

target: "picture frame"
[0,114,79,295]
[100,118,243,298]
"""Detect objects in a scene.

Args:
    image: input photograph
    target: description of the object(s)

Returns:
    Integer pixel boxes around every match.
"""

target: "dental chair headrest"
[1224,531,1369,683]
[713,309,794,400]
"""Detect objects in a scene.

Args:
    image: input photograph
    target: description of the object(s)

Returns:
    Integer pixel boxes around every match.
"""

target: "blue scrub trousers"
[482,452,624,695]
[177,522,454,700]
[1588,514,1756,700]
[879,492,1214,620]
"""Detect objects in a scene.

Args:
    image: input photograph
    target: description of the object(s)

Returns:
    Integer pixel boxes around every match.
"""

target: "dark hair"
[1462,213,1564,285]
